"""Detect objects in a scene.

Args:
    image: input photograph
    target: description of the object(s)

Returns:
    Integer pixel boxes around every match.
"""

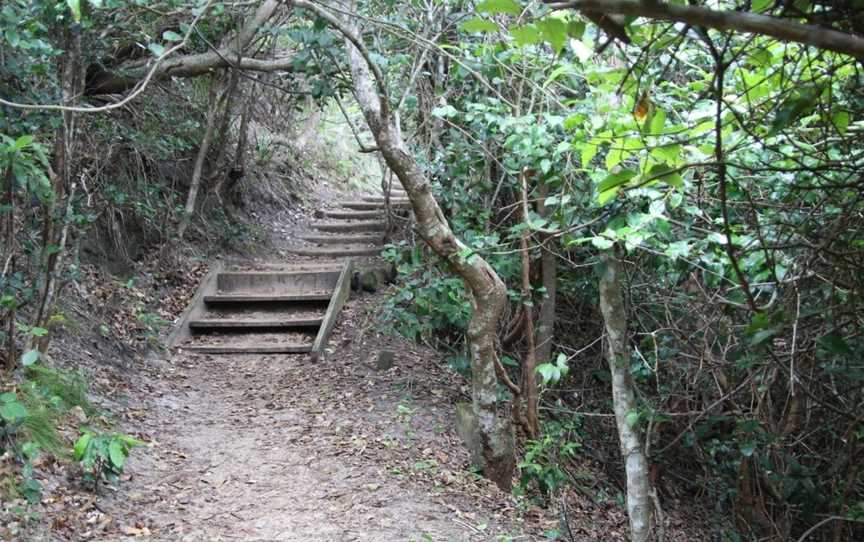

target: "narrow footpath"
[92,184,545,541]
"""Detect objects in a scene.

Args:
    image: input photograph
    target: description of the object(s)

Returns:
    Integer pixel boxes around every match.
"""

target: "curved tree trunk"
[599,251,655,542]
[325,6,515,489]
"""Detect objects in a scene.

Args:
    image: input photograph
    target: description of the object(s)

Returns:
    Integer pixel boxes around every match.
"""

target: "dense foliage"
[2,0,863,540]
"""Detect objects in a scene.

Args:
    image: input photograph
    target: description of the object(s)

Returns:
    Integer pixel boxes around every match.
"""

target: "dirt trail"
[96,202,542,541]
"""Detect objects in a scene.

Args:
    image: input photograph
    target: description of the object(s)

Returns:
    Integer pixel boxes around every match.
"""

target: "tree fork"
[303,0,517,489]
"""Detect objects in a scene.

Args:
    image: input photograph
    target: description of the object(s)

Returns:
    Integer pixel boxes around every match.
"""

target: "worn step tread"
[289,245,383,257]
[204,292,332,303]
[321,209,384,219]
[302,234,384,245]
[181,344,313,354]
[189,317,324,330]
[314,220,387,233]
[341,201,411,211]
[362,195,411,203]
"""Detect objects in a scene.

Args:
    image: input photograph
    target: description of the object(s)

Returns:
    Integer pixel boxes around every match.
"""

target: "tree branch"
[544,0,864,59]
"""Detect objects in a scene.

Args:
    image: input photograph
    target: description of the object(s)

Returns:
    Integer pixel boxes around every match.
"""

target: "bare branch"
[545,0,864,59]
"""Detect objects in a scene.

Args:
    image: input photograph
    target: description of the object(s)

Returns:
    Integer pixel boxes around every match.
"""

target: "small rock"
[69,406,88,424]
[375,350,395,371]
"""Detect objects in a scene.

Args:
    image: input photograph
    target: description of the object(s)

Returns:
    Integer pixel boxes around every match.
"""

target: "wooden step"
[321,209,384,219]
[288,245,382,257]
[314,220,387,233]
[341,201,411,211]
[203,292,332,303]
[189,317,323,330]
[216,270,340,292]
[181,344,313,354]
[362,195,411,203]
[302,234,384,245]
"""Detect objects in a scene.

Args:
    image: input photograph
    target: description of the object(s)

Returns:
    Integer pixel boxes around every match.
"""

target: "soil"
[1,174,707,541]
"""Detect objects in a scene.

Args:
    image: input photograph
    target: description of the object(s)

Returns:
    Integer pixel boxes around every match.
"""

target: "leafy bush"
[517,418,583,499]
[379,244,471,346]
[74,431,145,490]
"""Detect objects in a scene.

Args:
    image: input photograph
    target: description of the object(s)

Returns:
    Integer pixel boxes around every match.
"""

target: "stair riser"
[290,247,382,257]
[362,196,411,203]
[216,271,339,292]
[189,319,323,331]
[322,210,384,219]
[182,345,313,354]
[341,202,411,211]
[204,294,332,304]
[302,235,384,245]
[314,223,386,233]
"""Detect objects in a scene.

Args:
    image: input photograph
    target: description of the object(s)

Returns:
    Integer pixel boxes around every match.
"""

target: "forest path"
[96,187,537,541]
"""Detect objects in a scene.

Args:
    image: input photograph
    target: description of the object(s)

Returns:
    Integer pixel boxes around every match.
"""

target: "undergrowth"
[1,363,143,506]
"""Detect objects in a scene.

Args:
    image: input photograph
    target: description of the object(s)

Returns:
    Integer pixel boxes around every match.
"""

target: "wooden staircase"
[169,262,353,358]
[288,185,411,259]
[169,184,410,358]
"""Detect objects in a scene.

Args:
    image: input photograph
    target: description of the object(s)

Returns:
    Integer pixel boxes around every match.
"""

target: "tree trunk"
[31,21,84,354]
[3,162,15,372]
[598,251,655,542]
[332,10,515,490]
[520,172,539,439]
[210,68,241,178]
[534,181,557,368]
[294,95,322,152]
[178,76,221,240]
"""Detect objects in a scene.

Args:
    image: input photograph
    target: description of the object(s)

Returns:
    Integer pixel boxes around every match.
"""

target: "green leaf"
[537,18,568,54]
[591,236,614,249]
[580,143,598,167]
[66,0,82,22]
[664,240,690,260]
[649,109,666,134]
[21,349,39,366]
[74,433,92,461]
[819,332,852,356]
[626,411,640,428]
[831,111,850,135]
[461,18,498,33]
[769,87,819,135]
[567,20,586,39]
[0,392,16,403]
[509,24,541,46]
[148,43,166,57]
[476,0,521,15]
[30,327,49,337]
[643,164,683,188]
[536,363,559,385]
[0,401,27,424]
[651,144,681,164]
[750,328,778,346]
[108,440,126,470]
[605,147,624,169]
[597,169,637,193]
[740,442,757,457]
[751,0,772,12]
[162,30,183,42]
[13,135,34,151]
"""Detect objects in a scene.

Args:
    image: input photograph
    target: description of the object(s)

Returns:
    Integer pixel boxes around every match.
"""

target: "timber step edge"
[361,195,411,203]
[288,246,383,257]
[189,317,324,330]
[301,234,384,245]
[340,201,411,211]
[313,220,387,233]
[203,292,332,303]
[180,344,314,354]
